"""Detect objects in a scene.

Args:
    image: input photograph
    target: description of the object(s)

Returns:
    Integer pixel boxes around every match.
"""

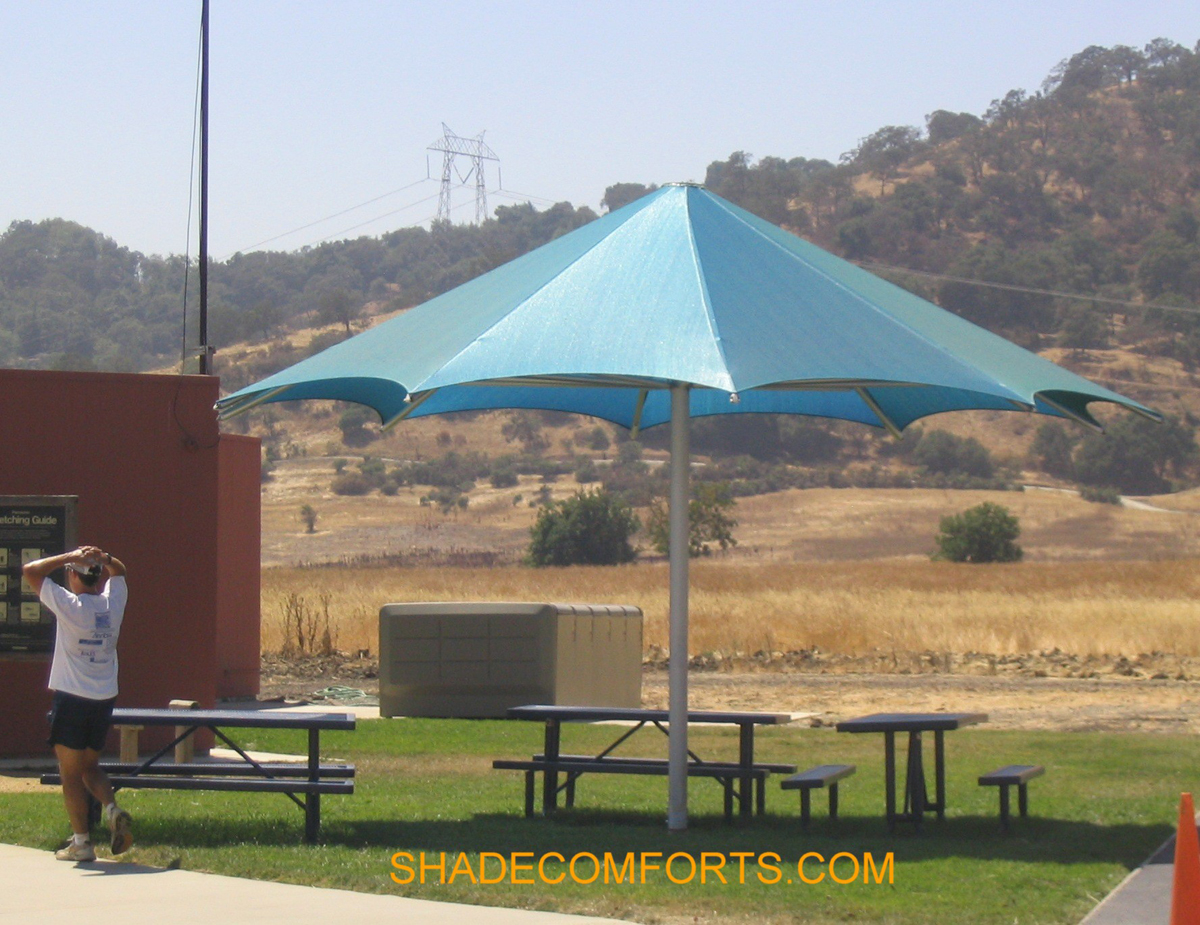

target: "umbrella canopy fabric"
[216,184,1156,431]
[217,183,1157,832]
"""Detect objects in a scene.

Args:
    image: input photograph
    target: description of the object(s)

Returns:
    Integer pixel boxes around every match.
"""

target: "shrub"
[1030,422,1076,478]
[646,482,739,557]
[1080,485,1122,504]
[1073,414,1198,495]
[574,457,600,484]
[423,487,467,513]
[338,406,377,447]
[586,425,611,452]
[501,411,550,455]
[397,451,491,489]
[490,462,519,488]
[933,502,1023,563]
[527,489,640,566]
[912,429,995,478]
[332,472,373,496]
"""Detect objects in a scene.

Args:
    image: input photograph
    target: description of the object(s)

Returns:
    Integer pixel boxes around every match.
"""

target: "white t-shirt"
[42,575,128,701]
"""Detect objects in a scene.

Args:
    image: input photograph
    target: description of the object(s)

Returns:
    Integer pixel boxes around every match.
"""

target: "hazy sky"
[2,1,1197,259]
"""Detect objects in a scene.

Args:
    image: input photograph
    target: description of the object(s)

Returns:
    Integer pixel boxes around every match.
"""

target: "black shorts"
[47,690,116,752]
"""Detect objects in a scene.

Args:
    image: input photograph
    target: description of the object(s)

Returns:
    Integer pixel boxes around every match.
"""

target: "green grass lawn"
[3,719,1194,924]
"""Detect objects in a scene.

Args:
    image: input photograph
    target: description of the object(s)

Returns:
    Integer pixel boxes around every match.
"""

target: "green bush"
[574,457,600,484]
[331,472,373,496]
[1030,422,1076,478]
[527,489,640,567]
[912,429,995,478]
[1073,414,1198,495]
[646,483,739,557]
[1080,485,1122,504]
[933,502,1023,563]
[338,406,377,447]
[489,462,519,488]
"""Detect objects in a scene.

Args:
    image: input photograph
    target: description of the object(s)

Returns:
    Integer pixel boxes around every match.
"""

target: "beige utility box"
[379,602,643,718]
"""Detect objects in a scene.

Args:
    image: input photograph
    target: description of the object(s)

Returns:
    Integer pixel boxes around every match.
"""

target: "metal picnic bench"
[40,707,356,843]
[493,704,795,822]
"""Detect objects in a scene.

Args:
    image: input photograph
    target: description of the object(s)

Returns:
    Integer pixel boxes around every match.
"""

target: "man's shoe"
[108,808,133,855]
[55,840,96,862]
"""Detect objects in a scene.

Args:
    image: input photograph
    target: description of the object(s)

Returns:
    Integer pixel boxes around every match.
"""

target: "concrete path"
[0,844,633,925]
[1080,821,1194,924]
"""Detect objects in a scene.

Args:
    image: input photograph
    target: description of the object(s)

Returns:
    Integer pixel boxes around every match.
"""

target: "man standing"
[23,545,132,861]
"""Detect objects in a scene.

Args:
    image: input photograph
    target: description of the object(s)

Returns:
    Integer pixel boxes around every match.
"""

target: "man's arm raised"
[22,547,96,595]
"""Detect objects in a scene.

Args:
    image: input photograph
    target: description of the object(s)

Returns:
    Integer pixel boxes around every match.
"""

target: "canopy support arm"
[382,390,437,431]
[215,386,292,420]
[855,387,902,439]
[630,389,649,439]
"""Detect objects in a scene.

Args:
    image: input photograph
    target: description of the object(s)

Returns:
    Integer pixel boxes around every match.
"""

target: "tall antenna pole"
[426,124,499,224]
[198,0,211,374]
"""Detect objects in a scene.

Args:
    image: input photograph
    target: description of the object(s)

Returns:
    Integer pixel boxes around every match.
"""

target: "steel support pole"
[198,0,210,374]
[667,383,690,832]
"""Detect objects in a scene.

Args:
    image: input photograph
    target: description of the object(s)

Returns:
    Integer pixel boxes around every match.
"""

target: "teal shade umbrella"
[218,184,1157,829]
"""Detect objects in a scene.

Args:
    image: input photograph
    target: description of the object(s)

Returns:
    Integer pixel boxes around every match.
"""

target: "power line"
[222,178,435,259]
[304,180,545,248]
[858,259,1200,317]
[492,187,560,207]
[305,187,461,247]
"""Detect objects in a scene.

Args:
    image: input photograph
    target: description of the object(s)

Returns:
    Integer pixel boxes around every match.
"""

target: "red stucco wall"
[0,370,260,756]
[216,434,261,700]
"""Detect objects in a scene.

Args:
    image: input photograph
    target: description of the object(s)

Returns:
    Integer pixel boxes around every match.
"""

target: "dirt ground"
[257,649,1200,734]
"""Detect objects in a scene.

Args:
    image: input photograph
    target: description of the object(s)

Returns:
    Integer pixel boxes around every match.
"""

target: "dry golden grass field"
[260,451,1200,662]
[263,458,1200,567]
[238,316,1200,673]
[261,555,1200,660]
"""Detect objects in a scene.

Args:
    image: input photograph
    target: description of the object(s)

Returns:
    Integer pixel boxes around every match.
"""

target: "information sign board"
[0,496,77,653]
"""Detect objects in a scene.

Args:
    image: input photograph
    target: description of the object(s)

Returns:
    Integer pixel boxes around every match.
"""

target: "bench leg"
[998,785,1010,832]
[566,774,576,809]
[829,783,839,821]
[884,731,896,832]
[799,789,811,828]
[1018,783,1029,818]
[756,777,765,816]
[305,793,320,843]
[523,771,535,818]
[724,780,733,824]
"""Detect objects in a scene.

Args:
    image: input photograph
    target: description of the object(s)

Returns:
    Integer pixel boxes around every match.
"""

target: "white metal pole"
[667,383,690,832]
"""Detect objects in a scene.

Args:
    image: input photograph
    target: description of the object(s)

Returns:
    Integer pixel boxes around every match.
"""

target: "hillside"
[7,36,1200,523]
[3,38,1197,375]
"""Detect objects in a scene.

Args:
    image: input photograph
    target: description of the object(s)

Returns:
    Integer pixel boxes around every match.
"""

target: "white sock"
[72,833,90,846]
[105,802,117,819]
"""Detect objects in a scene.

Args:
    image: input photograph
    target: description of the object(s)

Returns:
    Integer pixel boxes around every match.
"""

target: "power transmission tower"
[427,124,500,224]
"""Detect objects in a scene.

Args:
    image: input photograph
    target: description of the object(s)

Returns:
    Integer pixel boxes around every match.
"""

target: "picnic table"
[835,712,987,830]
[494,704,794,821]
[41,707,356,842]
